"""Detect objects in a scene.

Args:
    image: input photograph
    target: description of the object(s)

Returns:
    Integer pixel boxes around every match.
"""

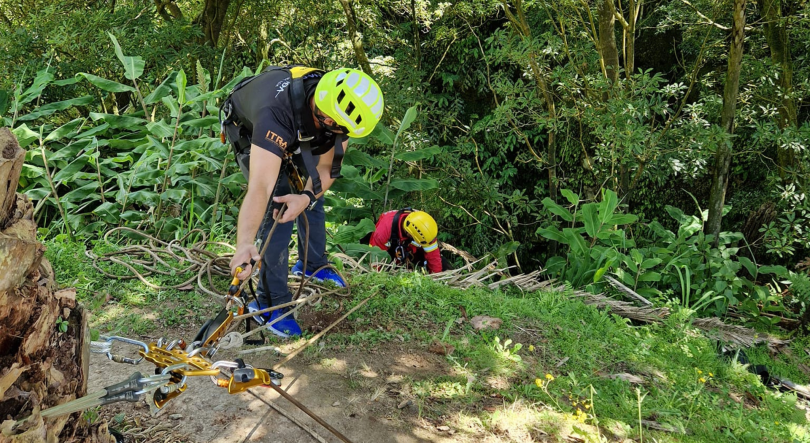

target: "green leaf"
[92,201,119,223]
[537,226,566,244]
[75,123,110,139]
[161,189,187,202]
[181,116,218,129]
[89,112,147,129]
[144,72,177,104]
[108,32,144,81]
[640,258,662,269]
[76,73,135,93]
[161,96,179,118]
[19,69,55,104]
[637,271,662,282]
[62,182,99,202]
[389,178,438,192]
[12,124,39,148]
[17,96,94,122]
[581,203,600,238]
[607,213,638,225]
[44,118,84,142]
[593,262,612,283]
[53,77,81,86]
[759,265,787,276]
[176,69,187,106]
[333,218,377,243]
[370,122,395,145]
[560,189,579,206]
[187,89,223,104]
[541,197,573,222]
[598,189,619,224]
[394,145,442,162]
[329,180,383,200]
[146,120,174,138]
[395,105,418,143]
[344,149,386,168]
[53,156,89,182]
[738,256,757,277]
[563,228,588,255]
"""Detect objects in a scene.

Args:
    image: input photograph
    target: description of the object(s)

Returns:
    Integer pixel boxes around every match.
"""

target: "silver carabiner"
[90,336,150,365]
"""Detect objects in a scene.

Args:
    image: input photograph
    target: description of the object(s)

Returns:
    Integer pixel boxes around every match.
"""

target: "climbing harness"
[385,208,430,269]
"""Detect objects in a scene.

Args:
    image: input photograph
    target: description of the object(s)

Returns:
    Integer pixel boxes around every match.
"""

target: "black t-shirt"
[229,69,337,158]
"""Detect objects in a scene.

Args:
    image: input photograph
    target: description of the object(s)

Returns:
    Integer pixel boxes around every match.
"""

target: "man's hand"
[231,244,260,280]
[272,194,311,223]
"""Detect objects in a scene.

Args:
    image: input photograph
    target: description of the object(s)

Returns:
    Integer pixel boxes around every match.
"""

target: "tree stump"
[0,128,114,443]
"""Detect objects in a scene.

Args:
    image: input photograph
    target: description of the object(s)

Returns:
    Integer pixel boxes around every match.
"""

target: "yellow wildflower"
[535,378,543,388]
[529,345,535,352]
[699,377,706,383]
[697,369,703,375]
[709,372,714,377]
[545,373,555,381]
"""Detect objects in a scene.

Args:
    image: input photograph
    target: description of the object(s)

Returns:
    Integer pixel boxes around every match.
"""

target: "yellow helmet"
[403,211,438,246]
[314,68,384,138]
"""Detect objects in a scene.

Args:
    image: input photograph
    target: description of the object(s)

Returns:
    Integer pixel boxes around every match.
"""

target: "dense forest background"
[1,0,809,322]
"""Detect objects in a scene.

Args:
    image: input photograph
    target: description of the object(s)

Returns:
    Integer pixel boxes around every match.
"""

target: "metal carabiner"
[160,363,190,392]
[90,336,150,365]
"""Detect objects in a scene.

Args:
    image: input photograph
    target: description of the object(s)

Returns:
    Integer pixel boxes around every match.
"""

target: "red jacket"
[370,210,442,274]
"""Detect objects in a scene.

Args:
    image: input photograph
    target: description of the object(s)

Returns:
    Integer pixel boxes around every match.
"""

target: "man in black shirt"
[224,67,384,337]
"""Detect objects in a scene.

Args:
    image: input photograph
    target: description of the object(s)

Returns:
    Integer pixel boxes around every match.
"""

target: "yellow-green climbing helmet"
[314,68,384,138]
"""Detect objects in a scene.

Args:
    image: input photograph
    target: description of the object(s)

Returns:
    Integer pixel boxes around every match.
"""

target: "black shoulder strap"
[331,135,346,179]
[389,209,413,248]
[288,66,326,195]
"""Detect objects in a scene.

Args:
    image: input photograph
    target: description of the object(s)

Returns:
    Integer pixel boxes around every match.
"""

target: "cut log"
[0,130,114,443]
[0,127,25,229]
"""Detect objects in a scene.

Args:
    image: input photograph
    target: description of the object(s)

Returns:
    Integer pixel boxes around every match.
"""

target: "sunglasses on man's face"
[315,109,348,134]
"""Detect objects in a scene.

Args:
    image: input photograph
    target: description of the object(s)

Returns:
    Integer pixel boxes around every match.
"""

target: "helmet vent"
[355,115,363,124]
[345,101,356,115]
[336,78,345,87]
[337,90,346,103]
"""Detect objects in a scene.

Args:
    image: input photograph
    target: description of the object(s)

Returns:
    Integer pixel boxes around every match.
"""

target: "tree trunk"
[757,0,798,174]
[194,0,232,47]
[338,0,374,76]
[706,0,746,241]
[411,0,421,70]
[0,128,112,443]
[599,0,620,85]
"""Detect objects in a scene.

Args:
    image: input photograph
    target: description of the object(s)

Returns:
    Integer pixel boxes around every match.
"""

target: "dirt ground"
[88,326,470,443]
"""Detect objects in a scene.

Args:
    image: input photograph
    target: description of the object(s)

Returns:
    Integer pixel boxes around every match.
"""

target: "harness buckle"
[297,130,314,142]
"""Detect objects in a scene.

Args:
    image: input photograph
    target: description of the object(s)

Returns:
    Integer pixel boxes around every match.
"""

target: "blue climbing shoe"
[247,301,302,338]
[267,308,302,338]
[290,260,346,287]
[247,300,270,325]
[291,259,305,276]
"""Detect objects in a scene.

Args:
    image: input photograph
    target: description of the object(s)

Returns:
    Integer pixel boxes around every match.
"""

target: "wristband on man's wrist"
[302,190,317,211]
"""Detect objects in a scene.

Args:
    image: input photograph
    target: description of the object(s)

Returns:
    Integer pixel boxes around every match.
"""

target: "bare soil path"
[88,329,466,443]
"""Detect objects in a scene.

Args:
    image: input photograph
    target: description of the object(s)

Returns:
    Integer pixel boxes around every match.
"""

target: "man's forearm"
[236,188,270,247]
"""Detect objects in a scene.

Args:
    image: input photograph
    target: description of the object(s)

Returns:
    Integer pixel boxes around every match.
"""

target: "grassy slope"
[46,236,810,442]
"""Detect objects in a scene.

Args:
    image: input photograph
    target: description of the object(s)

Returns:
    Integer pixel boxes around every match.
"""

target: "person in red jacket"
[363,209,453,273]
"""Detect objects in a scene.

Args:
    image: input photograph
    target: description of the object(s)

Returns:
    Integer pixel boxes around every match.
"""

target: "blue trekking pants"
[237,152,329,307]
